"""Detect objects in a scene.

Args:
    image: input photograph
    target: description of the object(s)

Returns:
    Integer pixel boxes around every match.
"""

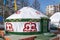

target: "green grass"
[35,33,56,40]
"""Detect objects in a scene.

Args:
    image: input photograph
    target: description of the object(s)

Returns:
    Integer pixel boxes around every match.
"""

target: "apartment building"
[46,4,60,17]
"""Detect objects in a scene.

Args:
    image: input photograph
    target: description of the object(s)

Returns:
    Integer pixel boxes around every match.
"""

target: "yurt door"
[41,18,49,33]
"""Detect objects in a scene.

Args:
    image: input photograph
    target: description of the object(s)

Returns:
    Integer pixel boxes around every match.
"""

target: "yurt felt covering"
[5,7,49,35]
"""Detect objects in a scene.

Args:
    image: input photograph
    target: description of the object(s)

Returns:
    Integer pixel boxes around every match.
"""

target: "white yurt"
[5,7,49,35]
[50,12,60,28]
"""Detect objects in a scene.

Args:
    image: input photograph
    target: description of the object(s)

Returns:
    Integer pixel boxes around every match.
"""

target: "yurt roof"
[50,12,60,22]
[6,7,47,19]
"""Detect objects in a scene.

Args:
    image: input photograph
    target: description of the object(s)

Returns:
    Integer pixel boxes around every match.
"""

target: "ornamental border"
[5,19,41,22]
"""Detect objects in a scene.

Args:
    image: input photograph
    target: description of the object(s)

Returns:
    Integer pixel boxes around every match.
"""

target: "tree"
[32,0,40,11]
[4,11,10,19]
[21,0,29,7]
[7,0,29,10]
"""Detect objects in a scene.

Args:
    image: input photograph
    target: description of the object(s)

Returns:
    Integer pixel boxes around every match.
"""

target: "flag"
[3,0,7,5]
[14,0,17,11]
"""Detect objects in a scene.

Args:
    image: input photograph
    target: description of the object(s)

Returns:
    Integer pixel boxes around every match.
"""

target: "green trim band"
[6,31,42,35]
[5,19,40,22]
[6,31,50,35]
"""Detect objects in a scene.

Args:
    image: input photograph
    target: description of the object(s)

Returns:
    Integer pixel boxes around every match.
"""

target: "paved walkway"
[0,38,4,40]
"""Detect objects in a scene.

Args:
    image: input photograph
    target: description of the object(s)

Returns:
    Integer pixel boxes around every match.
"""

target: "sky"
[39,0,60,13]
[4,0,60,13]
[29,0,60,13]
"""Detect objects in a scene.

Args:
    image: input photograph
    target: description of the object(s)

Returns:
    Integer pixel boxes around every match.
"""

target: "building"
[46,5,55,17]
[46,4,60,17]
[55,4,60,12]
